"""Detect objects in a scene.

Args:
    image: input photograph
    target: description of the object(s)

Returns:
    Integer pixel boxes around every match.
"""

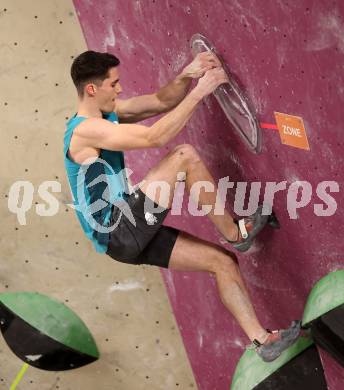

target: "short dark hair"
[70,50,120,97]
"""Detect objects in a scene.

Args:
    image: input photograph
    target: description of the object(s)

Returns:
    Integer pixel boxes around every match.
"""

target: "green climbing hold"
[302,269,344,327]
[0,292,99,371]
[230,336,313,390]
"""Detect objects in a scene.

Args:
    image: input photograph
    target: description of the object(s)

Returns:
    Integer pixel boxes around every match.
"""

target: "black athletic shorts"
[105,188,179,268]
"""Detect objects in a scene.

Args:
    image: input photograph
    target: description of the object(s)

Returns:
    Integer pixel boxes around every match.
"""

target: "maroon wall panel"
[73,1,344,388]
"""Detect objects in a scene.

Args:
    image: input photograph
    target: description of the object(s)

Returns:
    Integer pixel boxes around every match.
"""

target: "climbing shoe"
[227,205,280,252]
[250,320,302,362]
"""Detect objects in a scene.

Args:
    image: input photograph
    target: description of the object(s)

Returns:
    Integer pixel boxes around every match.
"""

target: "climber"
[64,50,300,361]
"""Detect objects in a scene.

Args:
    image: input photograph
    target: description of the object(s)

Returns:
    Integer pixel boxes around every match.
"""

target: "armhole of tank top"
[65,148,81,166]
[65,117,86,166]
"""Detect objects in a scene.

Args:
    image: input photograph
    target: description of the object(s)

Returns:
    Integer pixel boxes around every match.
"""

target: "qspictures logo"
[7,158,340,233]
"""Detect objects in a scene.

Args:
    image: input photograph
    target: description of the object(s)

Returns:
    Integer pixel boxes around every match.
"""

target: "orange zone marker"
[260,113,310,151]
[274,112,310,150]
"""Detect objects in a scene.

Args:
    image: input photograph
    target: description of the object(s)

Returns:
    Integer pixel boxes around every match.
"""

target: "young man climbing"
[64,50,300,362]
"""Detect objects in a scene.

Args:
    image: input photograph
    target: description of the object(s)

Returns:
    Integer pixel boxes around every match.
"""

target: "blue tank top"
[63,111,128,253]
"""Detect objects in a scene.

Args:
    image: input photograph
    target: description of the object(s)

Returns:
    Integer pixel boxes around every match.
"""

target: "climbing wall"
[73,0,344,389]
[0,1,196,389]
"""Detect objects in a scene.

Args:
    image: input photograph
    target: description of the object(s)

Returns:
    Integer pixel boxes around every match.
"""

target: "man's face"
[95,67,122,112]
